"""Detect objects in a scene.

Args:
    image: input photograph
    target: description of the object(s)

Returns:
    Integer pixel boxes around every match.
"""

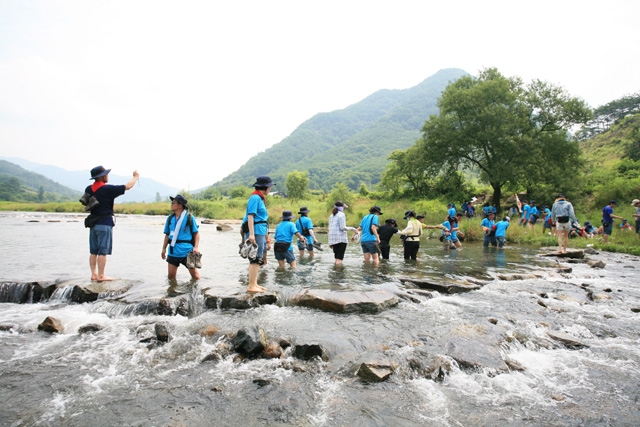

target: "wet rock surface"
[399,277,481,293]
[232,326,266,358]
[357,360,397,382]
[292,289,399,313]
[203,289,278,310]
[38,316,63,334]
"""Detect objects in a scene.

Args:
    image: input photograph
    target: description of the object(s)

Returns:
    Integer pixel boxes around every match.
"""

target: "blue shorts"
[297,241,314,252]
[274,249,296,264]
[90,224,113,255]
[361,241,377,254]
[602,222,613,236]
[497,236,505,248]
[245,233,267,264]
[543,221,552,229]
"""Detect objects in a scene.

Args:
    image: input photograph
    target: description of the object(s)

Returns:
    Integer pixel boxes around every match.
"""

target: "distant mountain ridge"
[212,68,468,191]
[0,157,180,203]
[0,160,80,199]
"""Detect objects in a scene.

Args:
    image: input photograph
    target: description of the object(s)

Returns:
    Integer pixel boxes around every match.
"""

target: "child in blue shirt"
[481,212,497,247]
[274,210,303,268]
[494,216,511,248]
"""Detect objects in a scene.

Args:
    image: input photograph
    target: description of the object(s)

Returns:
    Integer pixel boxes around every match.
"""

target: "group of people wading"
[83,169,638,294]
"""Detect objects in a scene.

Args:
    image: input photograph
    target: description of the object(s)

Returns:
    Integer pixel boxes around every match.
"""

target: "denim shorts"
[274,249,296,264]
[602,222,613,235]
[497,236,505,248]
[90,224,113,255]
[361,241,377,254]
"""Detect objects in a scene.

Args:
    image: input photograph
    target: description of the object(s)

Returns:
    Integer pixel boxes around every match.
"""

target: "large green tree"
[416,68,592,211]
[285,170,309,200]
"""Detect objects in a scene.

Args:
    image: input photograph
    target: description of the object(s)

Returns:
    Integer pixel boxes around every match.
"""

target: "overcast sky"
[1,0,639,190]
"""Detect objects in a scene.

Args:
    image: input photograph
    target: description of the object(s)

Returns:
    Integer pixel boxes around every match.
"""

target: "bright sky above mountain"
[1,0,639,189]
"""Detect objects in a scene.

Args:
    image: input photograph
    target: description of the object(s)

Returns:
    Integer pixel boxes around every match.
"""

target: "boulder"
[232,326,266,357]
[546,331,588,349]
[263,343,284,359]
[292,290,398,313]
[0,281,57,304]
[357,361,397,383]
[204,290,277,310]
[78,324,102,334]
[399,278,480,294]
[155,323,171,343]
[587,260,606,269]
[292,343,327,361]
[38,316,63,334]
[216,224,234,232]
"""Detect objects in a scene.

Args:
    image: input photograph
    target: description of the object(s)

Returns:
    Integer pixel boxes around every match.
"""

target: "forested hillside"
[212,68,468,192]
[0,160,80,202]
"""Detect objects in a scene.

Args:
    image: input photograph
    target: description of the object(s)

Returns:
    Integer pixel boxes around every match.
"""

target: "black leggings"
[380,242,391,260]
[404,241,420,260]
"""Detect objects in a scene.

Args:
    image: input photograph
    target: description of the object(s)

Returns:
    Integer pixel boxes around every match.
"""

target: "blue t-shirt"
[448,207,457,217]
[359,214,380,242]
[522,204,530,219]
[243,194,269,236]
[441,220,453,240]
[274,221,298,251]
[494,220,510,237]
[528,206,539,220]
[296,216,314,244]
[164,213,199,258]
[85,184,126,226]
[602,206,614,223]
[481,218,495,229]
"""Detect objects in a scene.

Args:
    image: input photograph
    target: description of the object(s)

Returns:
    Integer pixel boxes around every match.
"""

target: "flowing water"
[1,212,639,426]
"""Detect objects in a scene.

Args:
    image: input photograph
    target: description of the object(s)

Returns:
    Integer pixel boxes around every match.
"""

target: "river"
[1,212,639,426]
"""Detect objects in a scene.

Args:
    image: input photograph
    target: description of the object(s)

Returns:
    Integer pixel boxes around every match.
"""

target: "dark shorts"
[361,241,377,255]
[636,220,640,234]
[166,255,188,267]
[89,224,113,255]
[274,249,296,263]
[543,221,552,229]
[529,217,538,225]
[332,242,347,260]
[602,222,613,236]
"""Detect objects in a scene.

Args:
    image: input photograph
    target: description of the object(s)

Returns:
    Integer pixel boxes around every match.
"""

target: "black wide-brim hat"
[253,176,276,187]
[170,195,188,207]
[281,210,294,220]
[90,165,111,180]
[298,206,310,214]
[372,205,383,215]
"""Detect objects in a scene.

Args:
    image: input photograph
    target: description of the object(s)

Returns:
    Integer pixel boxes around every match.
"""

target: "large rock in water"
[292,290,398,313]
[38,316,63,334]
[398,278,481,294]
[547,331,588,349]
[204,289,277,310]
[540,250,585,259]
[232,326,266,357]
[0,281,58,303]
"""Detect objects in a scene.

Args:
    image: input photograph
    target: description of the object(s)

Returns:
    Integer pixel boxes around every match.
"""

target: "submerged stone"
[587,260,606,269]
[263,342,284,359]
[155,323,171,343]
[292,290,398,313]
[293,343,327,361]
[399,278,481,294]
[78,324,102,334]
[444,338,508,372]
[547,331,588,349]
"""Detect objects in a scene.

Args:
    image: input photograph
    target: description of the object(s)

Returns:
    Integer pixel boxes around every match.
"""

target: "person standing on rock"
[242,176,274,293]
[84,165,139,281]
[161,195,201,280]
[550,193,577,254]
[328,201,357,266]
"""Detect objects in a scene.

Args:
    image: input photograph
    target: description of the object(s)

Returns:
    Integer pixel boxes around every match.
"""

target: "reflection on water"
[1,212,640,426]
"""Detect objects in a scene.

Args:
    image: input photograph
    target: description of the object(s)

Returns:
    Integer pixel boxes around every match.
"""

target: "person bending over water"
[161,195,200,280]
[84,165,139,281]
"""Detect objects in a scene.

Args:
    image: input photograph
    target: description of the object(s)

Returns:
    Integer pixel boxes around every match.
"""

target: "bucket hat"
[404,210,415,219]
[631,199,640,205]
[298,206,310,214]
[252,176,276,188]
[281,210,294,220]
[371,206,383,215]
[90,165,111,180]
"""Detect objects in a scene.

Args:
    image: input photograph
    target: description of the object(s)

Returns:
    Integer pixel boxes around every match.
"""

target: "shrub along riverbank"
[1,197,638,255]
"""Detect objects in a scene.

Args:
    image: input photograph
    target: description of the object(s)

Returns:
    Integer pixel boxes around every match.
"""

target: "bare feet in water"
[247,285,264,293]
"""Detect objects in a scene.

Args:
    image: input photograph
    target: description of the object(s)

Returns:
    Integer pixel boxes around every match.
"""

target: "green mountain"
[0,160,80,202]
[213,68,468,192]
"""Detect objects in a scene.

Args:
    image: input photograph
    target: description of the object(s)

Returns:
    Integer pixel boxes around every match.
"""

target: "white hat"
[632,199,640,205]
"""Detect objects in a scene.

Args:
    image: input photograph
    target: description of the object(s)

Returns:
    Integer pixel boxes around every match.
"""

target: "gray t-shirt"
[636,206,640,222]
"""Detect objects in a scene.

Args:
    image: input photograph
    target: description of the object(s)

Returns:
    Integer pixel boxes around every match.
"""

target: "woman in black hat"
[242,176,274,293]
